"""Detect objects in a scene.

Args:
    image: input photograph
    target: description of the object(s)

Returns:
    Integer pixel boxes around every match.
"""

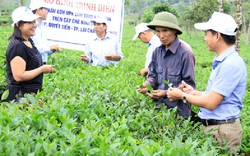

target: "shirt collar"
[94,32,110,41]
[212,45,236,69]
[148,35,155,47]
[165,37,179,54]
[149,35,157,44]
[36,20,45,28]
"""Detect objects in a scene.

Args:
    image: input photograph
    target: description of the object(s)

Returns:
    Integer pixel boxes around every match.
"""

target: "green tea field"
[0,23,249,155]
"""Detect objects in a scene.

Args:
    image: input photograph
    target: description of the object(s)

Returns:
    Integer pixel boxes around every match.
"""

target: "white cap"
[11,6,40,26]
[194,12,238,36]
[132,23,150,40]
[90,17,108,25]
[29,0,49,11]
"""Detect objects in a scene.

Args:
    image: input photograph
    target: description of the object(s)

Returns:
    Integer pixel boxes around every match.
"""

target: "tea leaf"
[164,80,173,87]
[26,94,37,105]
[146,84,153,93]
[163,80,169,85]
[1,89,9,101]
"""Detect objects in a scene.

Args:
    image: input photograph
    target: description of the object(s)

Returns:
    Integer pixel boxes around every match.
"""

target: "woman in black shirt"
[6,6,55,101]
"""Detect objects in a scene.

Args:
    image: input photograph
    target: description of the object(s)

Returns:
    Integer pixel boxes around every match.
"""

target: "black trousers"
[5,85,40,102]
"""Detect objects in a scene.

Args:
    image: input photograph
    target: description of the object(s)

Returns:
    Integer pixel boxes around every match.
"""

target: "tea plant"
[0,23,249,155]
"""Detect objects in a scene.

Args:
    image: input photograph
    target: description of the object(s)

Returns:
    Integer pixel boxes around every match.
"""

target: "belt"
[201,118,237,126]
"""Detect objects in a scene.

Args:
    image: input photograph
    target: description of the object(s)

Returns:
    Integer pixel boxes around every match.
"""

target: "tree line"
[125,0,250,45]
[1,0,249,44]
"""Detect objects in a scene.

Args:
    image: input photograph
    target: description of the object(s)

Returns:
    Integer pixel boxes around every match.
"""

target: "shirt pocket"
[167,68,181,87]
[156,66,164,86]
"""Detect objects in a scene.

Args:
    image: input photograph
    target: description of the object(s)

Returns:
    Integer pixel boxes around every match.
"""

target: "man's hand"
[178,80,194,94]
[105,54,121,61]
[149,89,166,99]
[105,54,113,60]
[50,44,61,52]
[139,68,148,76]
[137,83,148,94]
[80,54,89,62]
[167,87,183,101]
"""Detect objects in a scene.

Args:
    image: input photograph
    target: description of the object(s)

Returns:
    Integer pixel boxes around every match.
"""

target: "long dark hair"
[8,21,27,41]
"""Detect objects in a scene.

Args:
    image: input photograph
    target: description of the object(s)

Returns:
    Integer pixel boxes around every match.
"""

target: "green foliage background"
[0,23,249,155]
[143,3,179,23]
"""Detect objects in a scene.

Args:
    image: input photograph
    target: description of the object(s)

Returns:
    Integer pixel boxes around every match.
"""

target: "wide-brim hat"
[148,11,182,35]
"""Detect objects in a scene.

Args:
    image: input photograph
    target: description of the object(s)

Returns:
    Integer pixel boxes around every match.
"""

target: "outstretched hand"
[167,87,183,101]
[50,44,61,52]
[149,90,166,99]
[104,54,113,60]
[178,80,194,94]
[80,54,89,62]
[42,65,56,74]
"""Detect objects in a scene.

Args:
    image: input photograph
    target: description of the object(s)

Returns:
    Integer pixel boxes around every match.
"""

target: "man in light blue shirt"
[30,1,61,64]
[80,17,124,66]
[167,12,247,154]
[198,45,246,121]
[132,23,161,76]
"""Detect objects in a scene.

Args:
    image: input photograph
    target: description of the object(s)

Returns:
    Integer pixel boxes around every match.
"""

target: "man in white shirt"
[30,1,61,64]
[80,17,124,66]
[132,23,161,76]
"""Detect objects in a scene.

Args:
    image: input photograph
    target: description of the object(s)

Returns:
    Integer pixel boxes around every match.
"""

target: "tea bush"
[0,23,249,155]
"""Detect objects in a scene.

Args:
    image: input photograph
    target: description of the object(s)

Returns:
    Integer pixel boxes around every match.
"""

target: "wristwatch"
[182,93,186,100]
[182,93,187,103]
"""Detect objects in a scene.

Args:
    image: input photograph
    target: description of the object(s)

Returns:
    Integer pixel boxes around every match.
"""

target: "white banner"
[38,0,124,51]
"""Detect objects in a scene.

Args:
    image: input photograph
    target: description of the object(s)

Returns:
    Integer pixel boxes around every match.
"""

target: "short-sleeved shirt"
[198,46,247,120]
[84,33,124,66]
[147,37,196,119]
[6,37,43,100]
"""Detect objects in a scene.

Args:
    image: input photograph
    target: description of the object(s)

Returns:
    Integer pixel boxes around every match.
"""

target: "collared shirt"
[147,37,196,119]
[84,33,124,66]
[198,46,247,120]
[145,35,161,68]
[32,21,53,63]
